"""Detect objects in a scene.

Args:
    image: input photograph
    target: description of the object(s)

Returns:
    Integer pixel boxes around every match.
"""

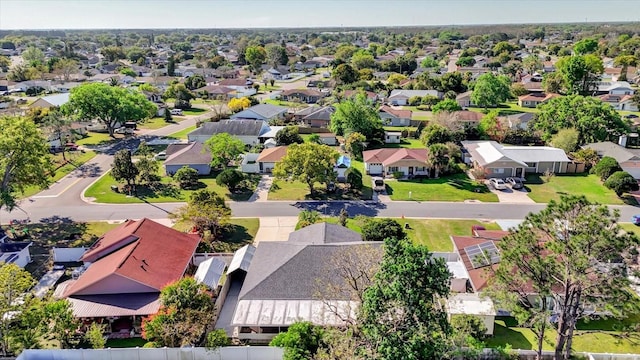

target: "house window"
[416,167,426,172]
[493,168,504,174]
[389,166,399,172]
[525,162,536,168]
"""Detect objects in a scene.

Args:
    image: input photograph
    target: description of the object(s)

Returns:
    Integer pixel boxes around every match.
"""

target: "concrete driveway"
[490,186,535,204]
[248,175,272,202]
[253,217,298,243]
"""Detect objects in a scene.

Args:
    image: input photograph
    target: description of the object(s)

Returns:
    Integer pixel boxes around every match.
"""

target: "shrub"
[345,167,363,190]
[604,171,639,196]
[393,171,404,179]
[593,156,622,181]
[361,218,406,242]
[173,166,200,189]
[298,210,320,228]
[216,169,245,191]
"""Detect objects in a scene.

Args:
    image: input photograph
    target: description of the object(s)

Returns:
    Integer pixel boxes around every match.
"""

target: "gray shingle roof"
[583,141,640,163]
[163,142,212,165]
[189,120,266,137]
[288,223,362,244]
[231,104,288,120]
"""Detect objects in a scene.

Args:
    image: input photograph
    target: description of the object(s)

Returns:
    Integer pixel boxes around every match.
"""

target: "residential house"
[230,104,289,122]
[542,61,556,73]
[388,89,440,106]
[307,79,334,90]
[379,105,412,126]
[595,81,635,96]
[13,80,53,93]
[163,142,212,175]
[317,133,338,146]
[462,140,570,178]
[451,111,484,128]
[343,89,378,102]
[231,223,382,342]
[218,78,256,98]
[55,219,200,335]
[385,131,402,144]
[279,89,325,104]
[521,81,544,93]
[0,242,32,268]
[517,93,560,108]
[262,66,291,81]
[188,120,271,145]
[256,146,287,173]
[294,106,334,128]
[53,82,81,93]
[598,94,639,112]
[363,148,429,178]
[583,141,640,179]
[503,112,535,130]
[446,293,496,335]
[335,155,351,181]
[194,85,236,100]
[28,93,70,109]
[455,67,491,79]
[456,91,474,108]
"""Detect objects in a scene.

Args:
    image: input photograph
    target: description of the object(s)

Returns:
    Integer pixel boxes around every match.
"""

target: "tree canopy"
[471,73,511,108]
[275,126,304,146]
[330,95,384,144]
[63,82,156,136]
[205,133,245,169]
[555,54,603,95]
[273,142,338,197]
[490,195,639,360]
[534,95,629,144]
[0,116,53,212]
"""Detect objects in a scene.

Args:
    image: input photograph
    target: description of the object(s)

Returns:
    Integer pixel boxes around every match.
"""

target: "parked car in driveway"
[154,151,167,160]
[114,126,134,135]
[489,178,507,190]
[506,177,524,190]
[633,215,640,225]
[372,177,385,192]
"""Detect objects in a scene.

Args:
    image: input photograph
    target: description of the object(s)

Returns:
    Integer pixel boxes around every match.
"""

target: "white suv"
[489,178,507,190]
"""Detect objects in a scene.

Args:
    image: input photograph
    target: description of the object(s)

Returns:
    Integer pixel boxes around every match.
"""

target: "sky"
[0,0,639,30]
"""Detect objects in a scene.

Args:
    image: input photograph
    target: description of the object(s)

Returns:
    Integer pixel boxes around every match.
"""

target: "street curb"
[79,163,113,204]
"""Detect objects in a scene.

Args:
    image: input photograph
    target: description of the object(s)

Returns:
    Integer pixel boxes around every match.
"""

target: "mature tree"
[143,278,215,347]
[550,128,579,153]
[0,56,11,72]
[184,74,206,90]
[510,83,529,97]
[522,55,542,74]
[478,110,507,142]
[307,133,322,144]
[614,55,638,81]
[10,297,45,353]
[169,189,231,241]
[534,95,629,144]
[386,73,408,86]
[491,196,639,360]
[44,299,80,349]
[227,97,251,113]
[345,167,363,191]
[167,54,175,76]
[273,142,338,197]
[135,142,159,185]
[332,63,359,85]
[593,156,622,181]
[270,321,325,360]
[245,46,266,72]
[556,55,603,95]
[345,132,366,161]
[22,46,45,64]
[43,110,72,161]
[439,72,467,93]
[0,264,35,355]
[361,218,406,242]
[431,98,462,114]
[359,235,452,359]
[330,95,383,144]
[421,56,440,68]
[111,150,138,192]
[0,116,53,213]
[455,56,476,67]
[216,169,244,192]
[573,38,599,55]
[493,41,517,55]
[205,133,245,169]
[571,148,600,169]
[173,166,200,189]
[275,126,304,146]
[604,171,639,196]
[164,83,194,110]
[265,44,288,67]
[7,64,32,82]
[351,50,375,70]
[471,73,511,108]
[420,123,453,146]
[100,46,125,62]
[63,83,155,136]
[53,58,78,82]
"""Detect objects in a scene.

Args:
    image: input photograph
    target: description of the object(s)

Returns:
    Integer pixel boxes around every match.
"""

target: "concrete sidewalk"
[253,217,298,243]
[248,175,273,202]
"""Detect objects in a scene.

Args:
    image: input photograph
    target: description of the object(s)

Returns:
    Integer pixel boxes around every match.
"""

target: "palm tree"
[427,143,450,178]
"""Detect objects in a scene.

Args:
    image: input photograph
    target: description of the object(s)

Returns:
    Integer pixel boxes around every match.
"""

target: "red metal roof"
[66,219,200,297]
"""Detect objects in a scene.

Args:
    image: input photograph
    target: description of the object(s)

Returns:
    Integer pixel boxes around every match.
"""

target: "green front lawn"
[182,108,207,115]
[84,169,259,203]
[525,173,634,205]
[383,138,426,149]
[168,125,197,140]
[386,173,498,202]
[76,132,123,146]
[268,179,366,201]
[20,150,97,198]
[137,117,173,130]
[487,317,640,353]
[174,218,259,251]
[304,218,500,252]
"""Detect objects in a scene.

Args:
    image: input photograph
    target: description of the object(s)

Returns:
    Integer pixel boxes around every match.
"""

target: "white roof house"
[194,258,226,291]
[446,293,497,335]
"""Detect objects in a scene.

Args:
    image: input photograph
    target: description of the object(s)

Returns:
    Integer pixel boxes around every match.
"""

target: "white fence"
[52,247,86,262]
[17,346,283,360]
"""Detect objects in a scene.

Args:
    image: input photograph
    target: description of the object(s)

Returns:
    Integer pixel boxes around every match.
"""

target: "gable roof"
[363,148,428,166]
[164,142,212,166]
[194,258,226,290]
[379,105,412,119]
[228,244,256,274]
[336,155,351,168]
[518,93,560,102]
[583,141,640,163]
[257,146,288,163]
[33,93,70,107]
[195,85,235,94]
[389,89,439,98]
[287,223,361,245]
[343,89,377,100]
[189,120,267,137]
[302,106,335,121]
[66,219,200,297]
[452,234,507,291]
[462,141,569,167]
[281,89,323,97]
[231,104,288,120]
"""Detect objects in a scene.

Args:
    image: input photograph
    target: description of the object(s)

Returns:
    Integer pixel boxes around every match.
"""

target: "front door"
[408,167,414,175]
[515,168,523,177]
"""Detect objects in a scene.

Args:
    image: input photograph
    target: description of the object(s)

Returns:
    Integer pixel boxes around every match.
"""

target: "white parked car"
[489,178,507,190]
[170,109,183,115]
[372,177,385,192]
[154,151,167,160]
[114,127,134,135]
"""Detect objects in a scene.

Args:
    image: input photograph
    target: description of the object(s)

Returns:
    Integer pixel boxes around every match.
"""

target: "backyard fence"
[17,346,283,360]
